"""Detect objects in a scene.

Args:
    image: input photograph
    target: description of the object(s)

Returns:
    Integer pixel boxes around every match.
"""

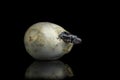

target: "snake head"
[59,31,82,44]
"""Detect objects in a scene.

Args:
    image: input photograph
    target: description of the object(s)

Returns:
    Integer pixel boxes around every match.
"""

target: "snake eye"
[59,31,70,39]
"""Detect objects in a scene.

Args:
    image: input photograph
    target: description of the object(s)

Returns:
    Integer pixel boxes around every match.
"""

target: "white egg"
[24,22,73,60]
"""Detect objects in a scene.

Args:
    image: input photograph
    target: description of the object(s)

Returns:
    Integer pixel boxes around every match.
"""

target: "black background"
[2,4,89,80]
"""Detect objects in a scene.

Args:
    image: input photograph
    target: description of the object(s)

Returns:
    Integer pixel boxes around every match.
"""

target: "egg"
[24,22,74,60]
[24,22,82,60]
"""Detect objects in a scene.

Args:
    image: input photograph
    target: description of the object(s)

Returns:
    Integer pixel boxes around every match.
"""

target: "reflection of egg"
[24,22,73,60]
[25,61,74,80]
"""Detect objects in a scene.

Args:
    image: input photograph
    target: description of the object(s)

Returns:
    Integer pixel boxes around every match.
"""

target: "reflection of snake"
[59,31,82,44]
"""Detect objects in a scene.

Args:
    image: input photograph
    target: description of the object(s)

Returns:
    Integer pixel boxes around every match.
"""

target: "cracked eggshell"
[24,22,73,60]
